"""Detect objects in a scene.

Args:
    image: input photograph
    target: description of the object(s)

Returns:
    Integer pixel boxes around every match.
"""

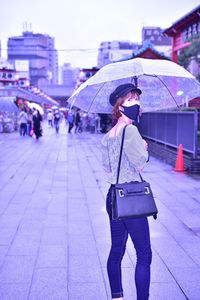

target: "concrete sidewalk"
[0,122,200,300]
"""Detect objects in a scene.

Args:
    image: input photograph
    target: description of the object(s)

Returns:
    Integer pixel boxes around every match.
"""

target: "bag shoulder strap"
[116,125,144,184]
[116,125,128,184]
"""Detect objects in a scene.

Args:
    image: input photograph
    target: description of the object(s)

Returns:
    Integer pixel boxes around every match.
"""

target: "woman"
[101,83,152,300]
[32,109,42,139]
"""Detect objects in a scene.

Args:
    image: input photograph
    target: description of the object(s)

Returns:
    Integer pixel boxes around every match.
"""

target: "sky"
[0,0,199,68]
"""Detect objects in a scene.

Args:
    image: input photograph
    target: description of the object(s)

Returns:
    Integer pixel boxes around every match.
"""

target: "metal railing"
[139,111,199,158]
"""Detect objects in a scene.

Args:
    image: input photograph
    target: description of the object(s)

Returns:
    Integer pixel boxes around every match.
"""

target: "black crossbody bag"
[111,125,158,220]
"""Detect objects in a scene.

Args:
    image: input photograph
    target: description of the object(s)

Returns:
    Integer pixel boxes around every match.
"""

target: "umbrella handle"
[132,76,138,87]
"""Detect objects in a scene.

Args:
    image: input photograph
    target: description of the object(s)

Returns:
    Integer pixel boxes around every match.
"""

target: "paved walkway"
[0,121,200,300]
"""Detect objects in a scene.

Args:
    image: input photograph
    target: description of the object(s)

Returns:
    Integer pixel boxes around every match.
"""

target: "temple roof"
[114,40,169,62]
[132,40,169,59]
[163,5,200,36]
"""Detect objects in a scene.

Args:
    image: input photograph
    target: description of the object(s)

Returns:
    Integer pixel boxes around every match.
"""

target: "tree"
[178,34,200,81]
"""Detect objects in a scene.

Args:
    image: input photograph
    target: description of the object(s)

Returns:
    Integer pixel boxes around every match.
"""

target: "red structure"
[0,68,17,86]
[163,5,200,63]
[76,67,99,88]
[188,97,200,108]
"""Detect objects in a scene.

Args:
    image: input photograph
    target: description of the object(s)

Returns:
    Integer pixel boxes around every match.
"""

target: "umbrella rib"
[87,82,107,112]
[154,75,180,108]
[70,96,78,110]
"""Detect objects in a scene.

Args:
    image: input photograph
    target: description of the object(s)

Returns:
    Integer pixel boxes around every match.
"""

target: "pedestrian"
[27,109,33,136]
[18,108,28,136]
[47,110,54,127]
[101,83,151,300]
[53,110,61,133]
[67,110,74,133]
[74,109,82,133]
[63,109,69,125]
[0,112,3,133]
[32,109,42,139]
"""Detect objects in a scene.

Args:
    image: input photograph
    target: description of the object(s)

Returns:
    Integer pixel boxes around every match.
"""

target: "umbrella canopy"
[68,58,200,113]
[28,102,44,115]
[0,97,19,113]
[51,105,59,110]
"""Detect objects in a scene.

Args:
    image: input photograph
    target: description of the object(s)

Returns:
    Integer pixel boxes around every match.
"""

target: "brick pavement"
[0,121,200,300]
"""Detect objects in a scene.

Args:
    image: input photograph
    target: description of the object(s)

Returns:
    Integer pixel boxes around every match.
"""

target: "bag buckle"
[144,187,150,194]
[118,189,124,197]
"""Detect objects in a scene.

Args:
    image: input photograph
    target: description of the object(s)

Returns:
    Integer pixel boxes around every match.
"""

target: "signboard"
[14,60,30,82]
[15,60,29,72]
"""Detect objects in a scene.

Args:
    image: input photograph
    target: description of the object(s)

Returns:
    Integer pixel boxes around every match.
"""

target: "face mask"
[120,104,140,121]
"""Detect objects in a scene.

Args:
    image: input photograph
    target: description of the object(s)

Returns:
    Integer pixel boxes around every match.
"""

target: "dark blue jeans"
[106,186,152,299]
[20,123,27,136]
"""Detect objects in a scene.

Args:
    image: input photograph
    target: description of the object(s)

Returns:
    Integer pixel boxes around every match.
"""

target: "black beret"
[109,83,142,106]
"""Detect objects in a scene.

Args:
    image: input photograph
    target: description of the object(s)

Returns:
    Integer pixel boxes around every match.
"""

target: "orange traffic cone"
[174,144,186,172]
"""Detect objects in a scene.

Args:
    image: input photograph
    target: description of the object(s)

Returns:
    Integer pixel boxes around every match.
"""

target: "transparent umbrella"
[51,105,59,110]
[28,102,44,115]
[68,58,200,113]
[0,97,19,113]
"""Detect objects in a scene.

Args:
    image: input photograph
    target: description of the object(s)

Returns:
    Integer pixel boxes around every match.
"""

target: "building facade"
[97,41,140,68]
[98,33,171,68]
[142,26,171,57]
[61,63,79,86]
[7,31,58,88]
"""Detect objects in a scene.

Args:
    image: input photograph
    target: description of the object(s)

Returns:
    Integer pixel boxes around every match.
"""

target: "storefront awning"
[0,86,58,106]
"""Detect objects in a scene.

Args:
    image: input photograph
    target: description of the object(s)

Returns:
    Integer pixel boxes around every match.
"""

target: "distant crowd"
[0,106,112,137]
[0,111,18,133]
